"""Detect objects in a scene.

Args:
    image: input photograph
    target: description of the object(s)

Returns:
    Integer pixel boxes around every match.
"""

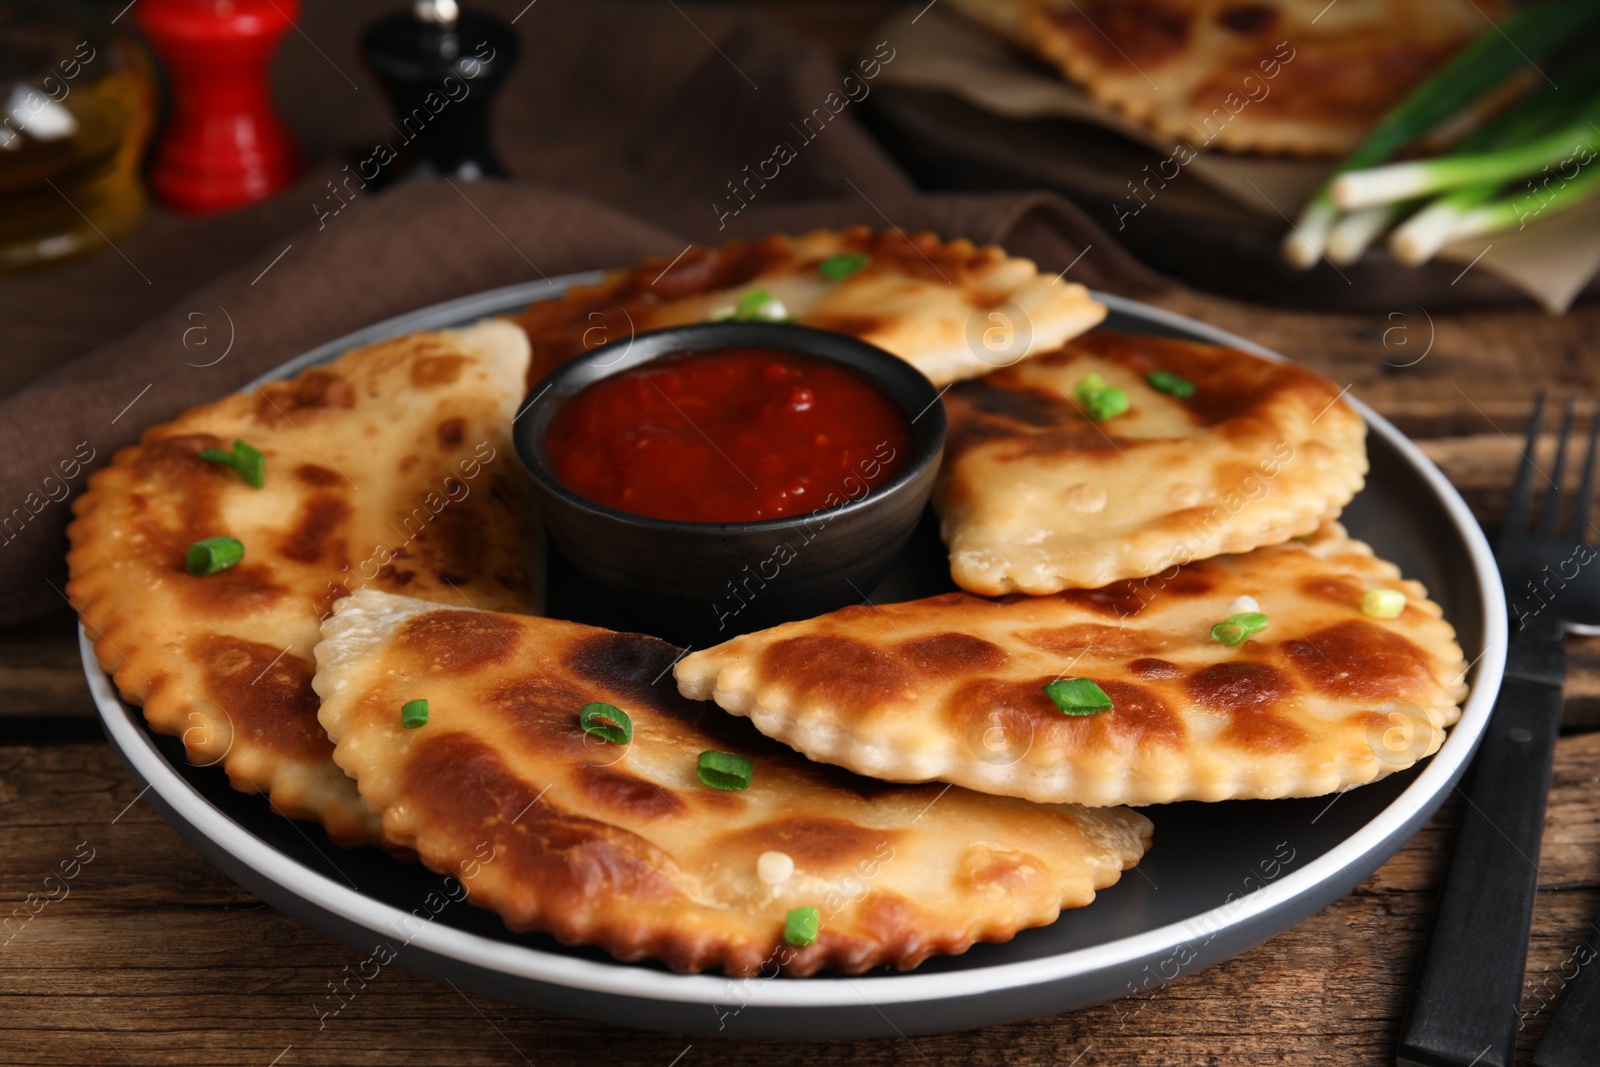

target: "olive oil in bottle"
[0,3,155,272]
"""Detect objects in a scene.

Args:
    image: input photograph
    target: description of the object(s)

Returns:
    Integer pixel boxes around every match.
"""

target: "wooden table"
[5,4,1599,1065]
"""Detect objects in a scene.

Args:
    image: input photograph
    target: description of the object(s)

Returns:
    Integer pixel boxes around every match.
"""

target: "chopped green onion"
[197,440,265,488]
[1082,387,1128,421]
[1072,373,1129,421]
[697,750,753,790]
[402,699,430,729]
[1043,678,1114,716]
[819,253,869,281]
[736,289,771,317]
[185,536,244,575]
[757,850,794,886]
[1362,588,1407,619]
[733,288,790,322]
[784,906,820,947]
[233,442,265,488]
[1211,611,1270,646]
[709,305,736,321]
[1146,370,1195,398]
[1074,372,1109,399]
[579,702,632,745]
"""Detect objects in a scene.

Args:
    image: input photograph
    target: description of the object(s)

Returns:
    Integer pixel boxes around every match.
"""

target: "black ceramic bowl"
[514,322,946,647]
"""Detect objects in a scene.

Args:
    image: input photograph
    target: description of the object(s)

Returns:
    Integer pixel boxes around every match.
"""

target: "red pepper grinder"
[135,0,305,213]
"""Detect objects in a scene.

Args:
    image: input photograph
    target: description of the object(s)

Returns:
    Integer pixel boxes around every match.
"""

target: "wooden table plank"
[1146,294,1600,444]
[1,737,1595,1066]
[0,611,96,721]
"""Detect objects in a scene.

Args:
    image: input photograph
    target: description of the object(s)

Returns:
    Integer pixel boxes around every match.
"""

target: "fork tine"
[1537,395,1577,537]
[1503,391,1547,544]
[1570,403,1600,542]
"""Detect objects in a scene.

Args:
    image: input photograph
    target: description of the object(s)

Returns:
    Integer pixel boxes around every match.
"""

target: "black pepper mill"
[359,0,518,188]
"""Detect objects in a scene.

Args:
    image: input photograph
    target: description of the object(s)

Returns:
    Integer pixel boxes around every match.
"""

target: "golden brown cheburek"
[936,329,1366,595]
[67,321,541,846]
[944,0,1505,155]
[513,227,1105,387]
[677,524,1468,807]
[313,589,1152,977]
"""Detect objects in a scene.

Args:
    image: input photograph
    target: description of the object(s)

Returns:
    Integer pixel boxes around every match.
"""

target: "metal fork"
[1399,393,1600,1067]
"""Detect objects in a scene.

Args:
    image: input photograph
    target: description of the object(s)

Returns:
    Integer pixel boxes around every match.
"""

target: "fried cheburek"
[513,227,1105,387]
[68,320,541,846]
[313,589,1153,976]
[677,524,1467,807]
[935,329,1366,595]
[944,0,1506,155]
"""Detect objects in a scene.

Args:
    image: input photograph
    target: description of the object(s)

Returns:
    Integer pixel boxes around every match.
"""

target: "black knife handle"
[1397,666,1564,1067]
[1531,922,1600,1067]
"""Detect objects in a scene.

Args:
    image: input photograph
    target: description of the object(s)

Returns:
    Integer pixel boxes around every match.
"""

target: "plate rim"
[82,278,1508,1011]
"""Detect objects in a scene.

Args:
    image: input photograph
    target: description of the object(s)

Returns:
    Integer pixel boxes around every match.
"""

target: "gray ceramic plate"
[82,276,1506,1039]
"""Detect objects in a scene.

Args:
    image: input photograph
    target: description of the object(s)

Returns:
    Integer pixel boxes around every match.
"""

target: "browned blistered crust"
[935,329,1368,594]
[943,0,1507,156]
[677,523,1468,807]
[315,592,1152,976]
[67,321,540,847]
[513,226,1105,388]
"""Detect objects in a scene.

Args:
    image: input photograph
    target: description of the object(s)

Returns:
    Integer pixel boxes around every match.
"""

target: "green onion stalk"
[1283,0,1600,268]
[1384,60,1600,263]
[1332,119,1600,210]
[1447,162,1600,244]
[1326,203,1415,265]
[1387,185,1502,264]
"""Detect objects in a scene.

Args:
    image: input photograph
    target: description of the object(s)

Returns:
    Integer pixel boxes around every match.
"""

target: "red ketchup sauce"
[544,347,911,523]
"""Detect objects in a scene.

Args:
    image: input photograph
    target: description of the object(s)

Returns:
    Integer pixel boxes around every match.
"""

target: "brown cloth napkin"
[0,0,1161,625]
